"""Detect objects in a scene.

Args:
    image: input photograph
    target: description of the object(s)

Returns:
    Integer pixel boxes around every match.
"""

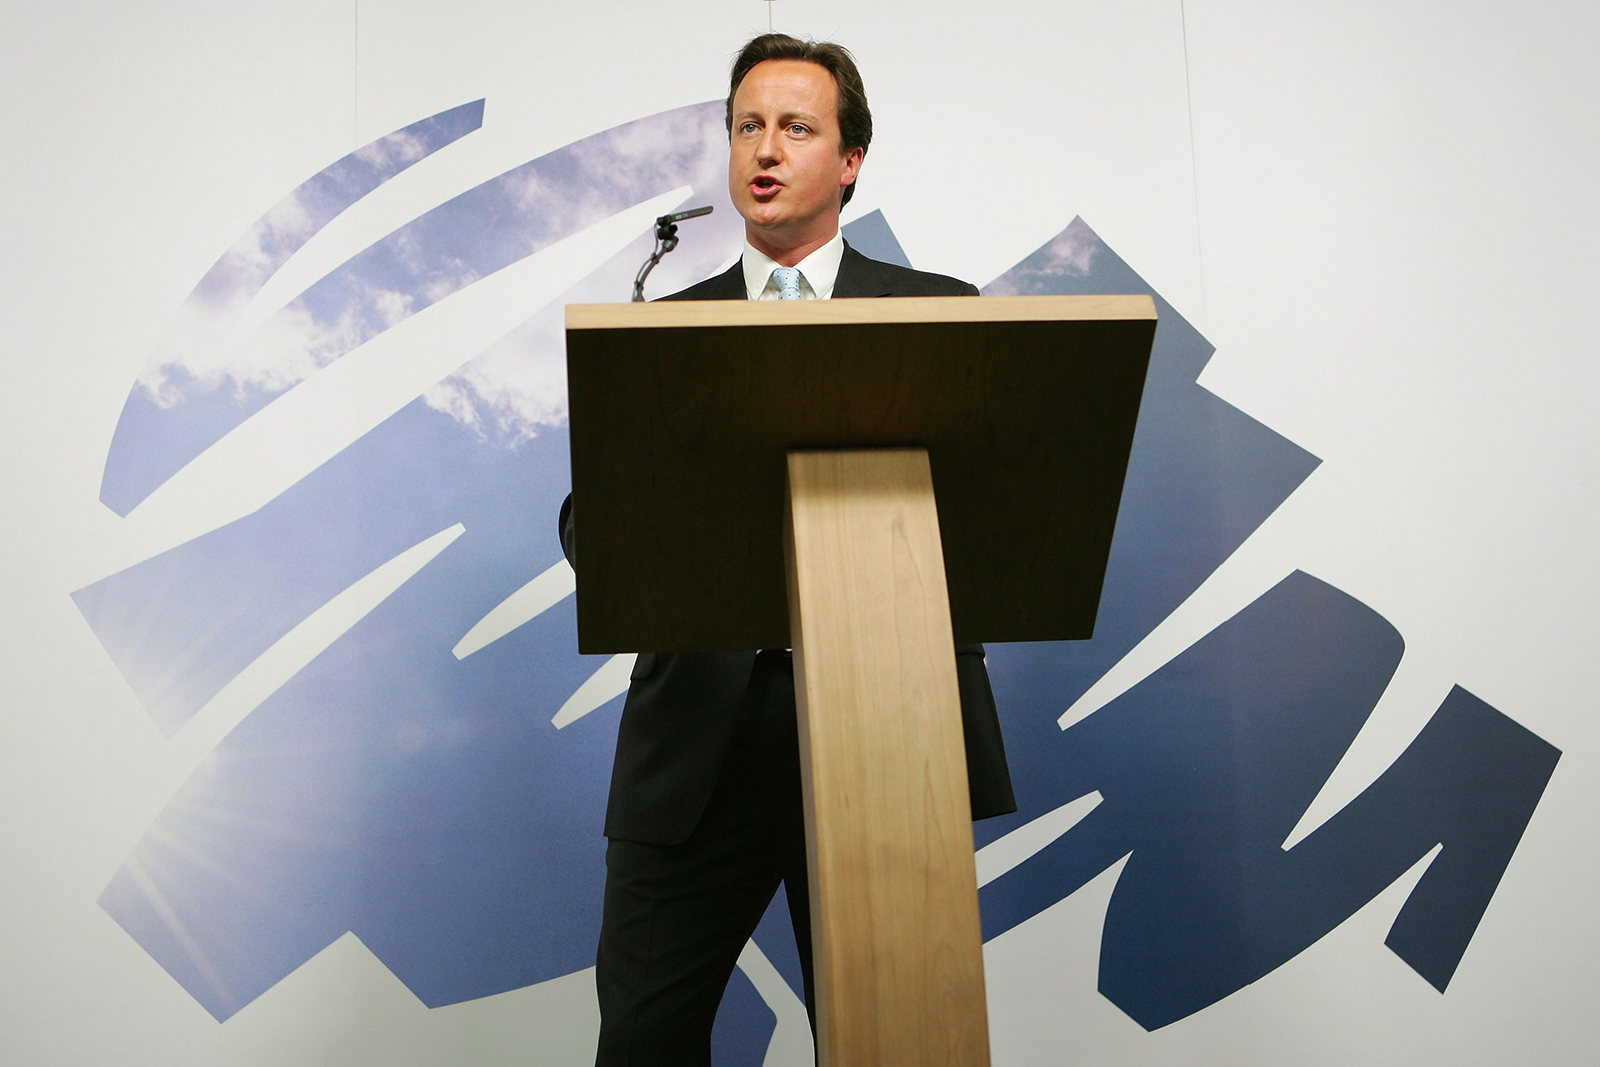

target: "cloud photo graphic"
[75,101,1559,1055]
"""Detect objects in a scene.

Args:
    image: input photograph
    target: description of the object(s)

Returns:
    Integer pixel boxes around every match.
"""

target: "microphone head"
[657,205,714,226]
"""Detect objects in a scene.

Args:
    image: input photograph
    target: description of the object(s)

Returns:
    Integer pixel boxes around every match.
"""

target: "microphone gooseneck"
[632,206,715,302]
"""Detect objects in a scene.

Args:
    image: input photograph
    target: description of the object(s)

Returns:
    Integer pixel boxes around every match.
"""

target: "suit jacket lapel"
[832,242,894,298]
[697,261,747,300]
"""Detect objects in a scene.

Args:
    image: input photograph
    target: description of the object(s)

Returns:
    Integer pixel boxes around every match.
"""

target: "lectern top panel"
[565,293,1156,653]
[567,293,1156,331]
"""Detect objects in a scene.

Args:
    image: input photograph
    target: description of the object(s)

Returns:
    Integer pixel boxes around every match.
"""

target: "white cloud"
[211,189,321,286]
[1032,220,1099,278]
[420,309,568,444]
[139,103,739,426]
[136,294,369,406]
[422,264,481,304]
[413,106,738,443]
[370,288,414,328]
[354,128,429,169]
[982,219,1102,296]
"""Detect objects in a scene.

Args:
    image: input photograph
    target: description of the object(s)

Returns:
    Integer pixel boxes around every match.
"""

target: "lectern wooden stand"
[566,294,1155,1066]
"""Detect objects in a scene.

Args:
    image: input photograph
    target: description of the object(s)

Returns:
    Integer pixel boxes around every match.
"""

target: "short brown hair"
[725,34,872,207]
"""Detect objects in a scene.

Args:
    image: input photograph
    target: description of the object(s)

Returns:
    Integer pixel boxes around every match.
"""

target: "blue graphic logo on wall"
[75,100,1559,1049]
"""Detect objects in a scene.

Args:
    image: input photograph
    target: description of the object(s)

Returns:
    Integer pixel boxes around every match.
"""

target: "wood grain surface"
[569,292,1154,330]
[565,294,1156,653]
[785,448,990,1067]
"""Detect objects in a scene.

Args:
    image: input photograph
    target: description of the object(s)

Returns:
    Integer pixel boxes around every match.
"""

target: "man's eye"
[789,124,808,136]
[741,122,759,134]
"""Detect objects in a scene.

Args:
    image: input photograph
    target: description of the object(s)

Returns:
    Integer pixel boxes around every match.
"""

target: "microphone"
[633,205,715,301]
[657,205,714,227]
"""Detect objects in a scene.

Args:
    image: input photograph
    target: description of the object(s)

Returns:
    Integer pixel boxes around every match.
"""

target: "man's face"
[728,59,863,256]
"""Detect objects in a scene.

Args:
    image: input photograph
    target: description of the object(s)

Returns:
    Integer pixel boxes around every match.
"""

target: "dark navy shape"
[95,407,618,1019]
[981,571,1560,1029]
[83,102,749,1024]
[711,968,779,1065]
[81,93,1562,1045]
[976,219,1323,853]
[749,883,807,1013]
[1318,685,1560,993]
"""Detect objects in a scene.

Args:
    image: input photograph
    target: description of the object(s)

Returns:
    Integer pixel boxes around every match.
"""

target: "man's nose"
[756,127,782,166]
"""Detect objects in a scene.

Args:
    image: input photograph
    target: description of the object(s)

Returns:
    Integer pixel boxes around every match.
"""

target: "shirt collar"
[741,229,846,300]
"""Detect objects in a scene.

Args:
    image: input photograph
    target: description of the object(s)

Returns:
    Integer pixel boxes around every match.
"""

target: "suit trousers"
[594,650,815,1066]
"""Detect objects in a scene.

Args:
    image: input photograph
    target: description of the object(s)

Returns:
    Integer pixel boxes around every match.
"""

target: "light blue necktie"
[771,266,803,300]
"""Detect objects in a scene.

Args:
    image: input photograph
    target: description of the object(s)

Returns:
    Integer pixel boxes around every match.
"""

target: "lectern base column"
[784,448,991,1067]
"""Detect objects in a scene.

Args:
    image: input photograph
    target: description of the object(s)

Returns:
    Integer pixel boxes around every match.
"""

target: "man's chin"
[735,197,786,228]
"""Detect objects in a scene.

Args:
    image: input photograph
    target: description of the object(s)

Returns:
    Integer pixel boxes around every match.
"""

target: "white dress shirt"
[740,229,846,300]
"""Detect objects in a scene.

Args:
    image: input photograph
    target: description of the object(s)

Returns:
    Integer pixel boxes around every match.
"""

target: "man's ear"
[840,145,865,191]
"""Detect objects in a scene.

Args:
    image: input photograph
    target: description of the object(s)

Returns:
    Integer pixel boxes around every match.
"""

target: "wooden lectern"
[566,294,1155,1066]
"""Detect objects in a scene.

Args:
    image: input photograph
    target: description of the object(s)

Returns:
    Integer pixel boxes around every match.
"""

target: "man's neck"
[742,230,845,300]
[745,225,840,268]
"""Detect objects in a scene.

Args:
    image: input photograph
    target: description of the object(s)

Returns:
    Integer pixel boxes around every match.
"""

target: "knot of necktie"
[771,266,803,300]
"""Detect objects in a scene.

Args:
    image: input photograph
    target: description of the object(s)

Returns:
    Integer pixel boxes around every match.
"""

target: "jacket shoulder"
[657,243,981,301]
[837,244,979,297]
[872,260,980,296]
[659,262,744,301]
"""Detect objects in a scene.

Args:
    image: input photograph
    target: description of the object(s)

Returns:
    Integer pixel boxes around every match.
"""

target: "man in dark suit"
[563,34,1015,1066]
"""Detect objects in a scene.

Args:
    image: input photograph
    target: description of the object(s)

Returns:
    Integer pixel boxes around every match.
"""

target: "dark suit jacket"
[562,242,1017,845]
